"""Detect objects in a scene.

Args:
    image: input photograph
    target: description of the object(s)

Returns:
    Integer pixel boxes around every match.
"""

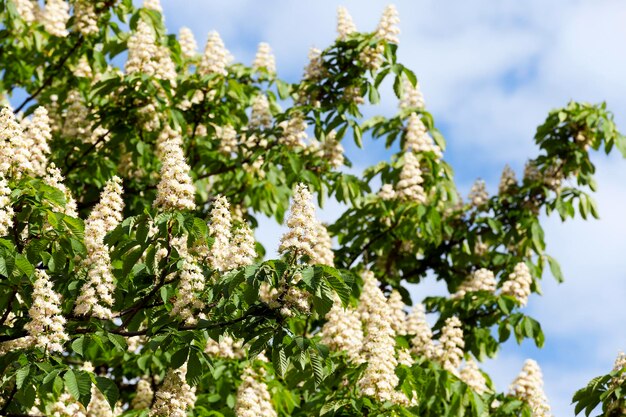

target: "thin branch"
[14,37,85,113]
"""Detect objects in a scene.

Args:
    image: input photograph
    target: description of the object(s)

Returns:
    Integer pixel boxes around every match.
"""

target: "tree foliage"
[0,1,624,416]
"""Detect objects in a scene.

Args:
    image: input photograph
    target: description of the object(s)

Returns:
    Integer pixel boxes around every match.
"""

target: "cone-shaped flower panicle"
[227,222,257,270]
[205,334,245,359]
[253,42,276,75]
[387,290,407,335]
[0,176,14,236]
[501,262,533,306]
[399,77,425,110]
[74,177,124,319]
[499,164,517,195]
[321,130,345,168]
[279,184,318,260]
[14,0,37,24]
[358,271,409,405]
[310,221,334,266]
[321,294,363,363]
[509,359,552,417]
[376,5,400,44]
[216,124,238,154]
[131,378,154,410]
[125,20,177,85]
[460,358,488,394]
[178,27,198,58]
[452,268,497,299]
[406,303,435,359]
[42,0,70,37]
[336,6,357,40]
[610,352,626,389]
[0,107,34,177]
[378,183,396,200]
[469,179,489,207]
[170,246,206,325]
[396,152,426,202]
[150,363,196,417]
[23,107,52,176]
[278,115,307,148]
[207,195,233,271]
[303,47,325,81]
[143,0,163,13]
[154,125,196,211]
[235,366,277,417]
[249,95,272,130]
[74,0,98,36]
[198,31,232,76]
[435,316,465,375]
[404,113,442,158]
[24,270,68,353]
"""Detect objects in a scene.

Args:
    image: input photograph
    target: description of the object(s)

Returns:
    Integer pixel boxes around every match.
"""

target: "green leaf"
[272,345,289,378]
[186,350,203,386]
[16,365,30,389]
[94,377,119,409]
[546,255,564,283]
[64,370,92,407]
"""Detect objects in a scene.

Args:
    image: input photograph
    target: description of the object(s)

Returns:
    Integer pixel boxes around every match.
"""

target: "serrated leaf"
[95,377,119,409]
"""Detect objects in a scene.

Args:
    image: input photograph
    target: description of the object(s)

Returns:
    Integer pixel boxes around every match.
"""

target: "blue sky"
[152,1,626,415]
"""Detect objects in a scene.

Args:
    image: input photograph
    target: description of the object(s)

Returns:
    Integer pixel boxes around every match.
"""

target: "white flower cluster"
[336,6,357,40]
[406,303,435,359]
[205,334,245,359]
[460,358,488,394]
[434,316,465,375]
[31,392,87,417]
[404,113,442,159]
[62,89,90,140]
[279,183,318,259]
[396,152,426,203]
[198,31,232,76]
[154,126,196,211]
[310,221,334,266]
[253,42,276,75]
[321,295,364,363]
[399,77,425,110]
[610,352,626,389]
[509,359,552,417]
[44,164,78,217]
[387,290,407,335]
[321,130,345,168]
[235,365,277,417]
[0,176,14,236]
[216,124,238,154]
[452,268,497,299]
[22,107,52,176]
[230,223,257,270]
[0,107,34,177]
[178,27,198,59]
[501,262,533,306]
[249,94,273,130]
[24,270,68,353]
[499,165,517,195]
[74,176,124,319]
[303,47,325,82]
[14,0,37,24]
[125,20,177,86]
[42,0,70,37]
[468,179,489,207]
[143,0,162,13]
[358,271,409,405]
[378,183,396,200]
[376,5,400,44]
[170,244,206,325]
[207,195,232,270]
[278,115,307,148]
[150,363,197,417]
[74,0,98,36]
[131,378,154,409]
